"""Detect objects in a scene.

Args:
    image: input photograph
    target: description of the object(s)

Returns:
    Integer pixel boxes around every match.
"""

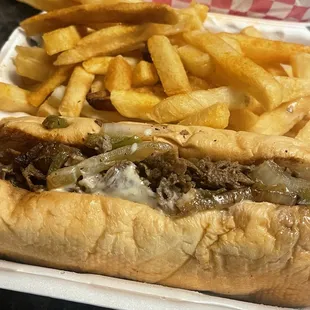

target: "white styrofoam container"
[1,13,310,310]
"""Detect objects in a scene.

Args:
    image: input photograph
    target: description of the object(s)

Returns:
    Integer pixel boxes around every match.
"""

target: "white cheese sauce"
[76,163,157,207]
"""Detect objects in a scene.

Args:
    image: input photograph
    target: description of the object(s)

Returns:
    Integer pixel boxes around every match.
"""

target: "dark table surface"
[0,1,113,309]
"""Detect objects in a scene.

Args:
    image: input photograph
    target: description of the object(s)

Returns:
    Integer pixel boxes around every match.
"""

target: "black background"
[0,1,113,309]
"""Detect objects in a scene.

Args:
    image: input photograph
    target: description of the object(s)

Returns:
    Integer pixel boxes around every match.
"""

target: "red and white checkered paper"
[152,0,310,22]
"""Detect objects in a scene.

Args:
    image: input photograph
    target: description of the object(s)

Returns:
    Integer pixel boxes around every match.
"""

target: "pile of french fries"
[2,0,310,144]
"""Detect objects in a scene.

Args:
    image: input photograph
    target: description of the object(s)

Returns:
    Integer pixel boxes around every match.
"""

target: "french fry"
[76,24,136,47]
[262,63,287,76]
[184,31,283,110]
[59,66,94,117]
[37,85,68,117]
[282,64,294,77]
[178,45,214,80]
[37,102,59,117]
[54,25,151,65]
[275,76,310,103]
[81,103,128,122]
[285,119,308,138]
[46,85,66,108]
[248,97,310,136]
[82,55,138,75]
[20,3,178,36]
[168,33,187,47]
[134,85,166,97]
[132,61,159,87]
[179,103,230,128]
[219,35,243,54]
[149,87,249,123]
[188,75,211,90]
[105,56,132,92]
[54,10,204,66]
[148,35,191,96]
[0,83,36,114]
[229,109,259,131]
[43,26,82,56]
[240,26,263,38]
[15,53,54,82]
[291,53,310,79]
[247,97,265,115]
[111,88,164,120]
[76,0,143,4]
[83,56,113,75]
[15,46,54,63]
[28,65,73,107]
[90,76,106,93]
[219,33,310,64]
[20,77,39,91]
[296,120,310,143]
[14,46,55,82]
[17,0,75,11]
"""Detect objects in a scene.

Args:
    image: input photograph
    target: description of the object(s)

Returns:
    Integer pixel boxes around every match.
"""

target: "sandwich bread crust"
[0,116,310,307]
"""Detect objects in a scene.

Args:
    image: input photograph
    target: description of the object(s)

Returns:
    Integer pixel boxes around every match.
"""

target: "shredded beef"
[190,158,255,190]
[138,151,255,212]
[138,151,254,191]
[1,142,85,192]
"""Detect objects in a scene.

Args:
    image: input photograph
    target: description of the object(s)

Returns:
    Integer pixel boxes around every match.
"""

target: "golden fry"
[262,63,287,76]
[20,3,178,36]
[15,46,54,82]
[179,103,230,129]
[82,56,112,75]
[54,25,145,65]
[59,66,94,117]
[82,55,138,75]
[105,56,132,92]
[295,120,310,143]
[168,33,187,47]
[81,103,128,122]
[218,35,243,54]
[148,35,190,96]
[178,45,214,80]
[188,75,212,90]
[276,76,310,103]
[90,76,106,93]
[111,88,164,120]
[229,109,259,131]
[240,26,263,38]
[150,87,249,123]
[246,97,265,115]
[132,61,159,87]
[28,65,73,107]
[249,97,310,135]
[0,83,36,114]
[15,46,53,62]
[55,16,201,66]
[37,102,59,117]
[15,54,54,82]
[184,31,282,110]
[281,64,294,77]
[285,119,308,138]
[43,26,82,56]
[291,53,310,79]
[220,33,310,63]
[17,0,75,11]
[76,0,143,4]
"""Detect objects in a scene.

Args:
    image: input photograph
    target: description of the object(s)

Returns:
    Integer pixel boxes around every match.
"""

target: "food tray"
[1,12,310,310]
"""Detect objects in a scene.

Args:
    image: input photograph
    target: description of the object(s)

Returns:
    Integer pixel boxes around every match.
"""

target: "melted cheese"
[96,164,157,207]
